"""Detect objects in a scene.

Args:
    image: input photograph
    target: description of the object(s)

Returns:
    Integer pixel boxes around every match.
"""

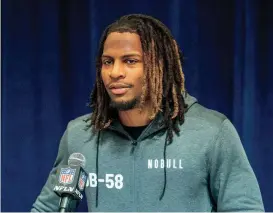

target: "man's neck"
[118,107,151,127]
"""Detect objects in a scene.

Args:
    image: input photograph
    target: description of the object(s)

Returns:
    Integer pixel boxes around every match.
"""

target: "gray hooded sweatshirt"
[31,94,264,212]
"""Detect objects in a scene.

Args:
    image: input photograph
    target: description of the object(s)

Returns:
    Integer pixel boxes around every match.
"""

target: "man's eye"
[102,60,113,65]
[125,59,137,64]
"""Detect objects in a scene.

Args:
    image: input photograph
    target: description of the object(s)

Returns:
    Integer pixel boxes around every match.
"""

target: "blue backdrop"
[2,0,273,211]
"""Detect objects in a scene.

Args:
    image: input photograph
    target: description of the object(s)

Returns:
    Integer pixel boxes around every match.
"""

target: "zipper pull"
[131,141,137,154]
[132,141,137,146]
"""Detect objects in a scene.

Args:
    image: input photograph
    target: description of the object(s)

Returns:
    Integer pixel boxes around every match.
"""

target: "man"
[31,14,264,212]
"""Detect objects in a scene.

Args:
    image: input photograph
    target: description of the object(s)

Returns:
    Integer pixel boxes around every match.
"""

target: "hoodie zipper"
[108,127,141,211]
[115,127,138,212]
[131,139,138,212]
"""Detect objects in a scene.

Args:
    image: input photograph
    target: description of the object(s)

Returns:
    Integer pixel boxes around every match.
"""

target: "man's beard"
[109,97,140,111]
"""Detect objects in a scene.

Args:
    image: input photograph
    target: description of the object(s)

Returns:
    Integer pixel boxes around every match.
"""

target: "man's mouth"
[108,83,132,95]
[110,87,129,95]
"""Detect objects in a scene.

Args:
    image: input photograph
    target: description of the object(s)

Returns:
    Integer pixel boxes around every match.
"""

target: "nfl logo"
[78,172,87,190]
[59,168,76,185]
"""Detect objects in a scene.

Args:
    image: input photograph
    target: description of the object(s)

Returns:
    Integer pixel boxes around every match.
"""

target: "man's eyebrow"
[122,52,142,56]
[101,54,112,58]
[101,53,142,58]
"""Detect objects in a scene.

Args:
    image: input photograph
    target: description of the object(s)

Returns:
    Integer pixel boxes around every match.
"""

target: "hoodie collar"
[107,93,198,140]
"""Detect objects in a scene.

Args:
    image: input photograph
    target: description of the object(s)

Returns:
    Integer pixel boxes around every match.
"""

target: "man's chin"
[109,98,139,111]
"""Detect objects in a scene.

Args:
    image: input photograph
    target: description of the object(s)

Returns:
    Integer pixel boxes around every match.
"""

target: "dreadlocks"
[87,14,187,144]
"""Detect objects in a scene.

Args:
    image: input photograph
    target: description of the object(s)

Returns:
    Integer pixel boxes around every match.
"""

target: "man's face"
[101,32,144,111]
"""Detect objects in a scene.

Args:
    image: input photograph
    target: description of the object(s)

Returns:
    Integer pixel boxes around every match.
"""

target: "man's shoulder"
[67,113,92,130]
[181,103,238,151]
[185,102,228,129]
[65,113,94,142]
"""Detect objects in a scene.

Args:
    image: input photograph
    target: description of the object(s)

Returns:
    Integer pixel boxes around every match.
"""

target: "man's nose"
[109,62,125,79]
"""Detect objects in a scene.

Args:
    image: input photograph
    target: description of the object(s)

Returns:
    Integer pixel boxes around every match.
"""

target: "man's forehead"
[103,32,143,53]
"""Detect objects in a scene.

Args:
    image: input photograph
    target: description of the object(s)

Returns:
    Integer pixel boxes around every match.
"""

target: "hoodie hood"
[108,92,198,135]
[183,92,198,110]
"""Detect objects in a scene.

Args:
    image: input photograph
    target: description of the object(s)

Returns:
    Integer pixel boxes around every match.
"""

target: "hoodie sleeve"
[31,126,70,212]
[208,119,264,212]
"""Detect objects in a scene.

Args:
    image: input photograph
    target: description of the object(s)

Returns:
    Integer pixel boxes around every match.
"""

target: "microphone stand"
[59,194,73,212]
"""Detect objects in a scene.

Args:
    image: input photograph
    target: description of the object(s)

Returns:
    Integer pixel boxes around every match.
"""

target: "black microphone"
[53,153,88,212]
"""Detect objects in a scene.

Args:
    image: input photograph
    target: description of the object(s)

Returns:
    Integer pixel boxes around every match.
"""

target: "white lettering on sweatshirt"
[147,159,183,169]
